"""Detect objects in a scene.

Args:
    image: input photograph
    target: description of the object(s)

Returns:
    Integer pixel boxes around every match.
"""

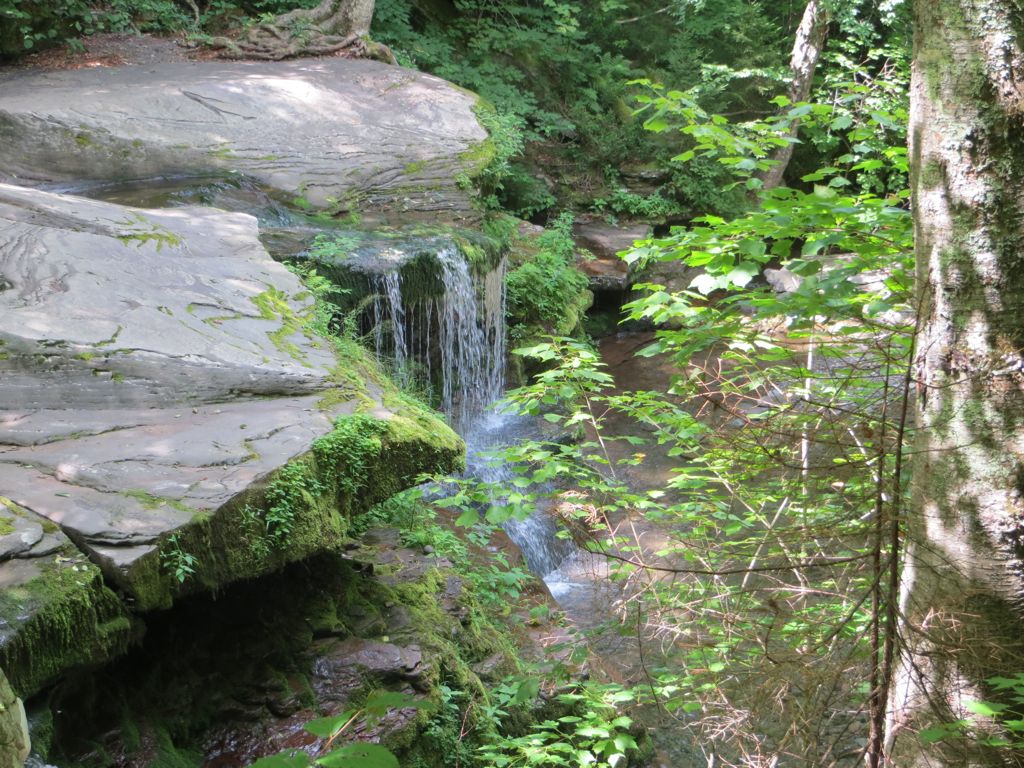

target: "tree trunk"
[886,1,1024,765]
[211,0,392,62]
[283,0,374,38]
[757,0,829,191]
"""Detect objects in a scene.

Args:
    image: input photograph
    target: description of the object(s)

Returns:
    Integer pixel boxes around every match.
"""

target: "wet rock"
[0,59,487,217]
[311,638,428,703]
[573,219,651,291]
[265,675,308,719]
[0,667,29,767]
[204,711,320,767]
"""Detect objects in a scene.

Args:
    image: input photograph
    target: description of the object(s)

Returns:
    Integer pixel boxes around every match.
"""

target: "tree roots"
[205,0,396,63]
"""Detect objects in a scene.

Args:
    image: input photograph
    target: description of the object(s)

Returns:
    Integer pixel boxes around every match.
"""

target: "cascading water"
[371,269,409,388]
[365,244,506,428]
[462,411,577,576]
[363,242,575,577]
[435,245,504,425]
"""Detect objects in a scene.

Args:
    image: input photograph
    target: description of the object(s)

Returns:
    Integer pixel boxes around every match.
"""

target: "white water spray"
[368,245,505,427]
[366,242,574,576]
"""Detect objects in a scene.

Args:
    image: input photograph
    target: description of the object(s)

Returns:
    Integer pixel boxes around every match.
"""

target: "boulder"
[0,183,335,409]
[572,219,651,292]
[0,185,463,695]
[0,59,488,218]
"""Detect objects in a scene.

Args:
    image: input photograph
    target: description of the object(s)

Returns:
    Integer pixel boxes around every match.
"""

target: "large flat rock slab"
[0,58,487,217]
[0,388,461,617]
[0,184,464,694]
[0,396,348,556]
[0,183,335,409]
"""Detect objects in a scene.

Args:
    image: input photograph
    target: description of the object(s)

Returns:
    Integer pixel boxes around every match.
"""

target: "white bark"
[887,1,1024,765]
[758,0,829,191]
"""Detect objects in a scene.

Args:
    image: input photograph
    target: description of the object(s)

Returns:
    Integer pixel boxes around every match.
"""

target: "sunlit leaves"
[251,692,424,768]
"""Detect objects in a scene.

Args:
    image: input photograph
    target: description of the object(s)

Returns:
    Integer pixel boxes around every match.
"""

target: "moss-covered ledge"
[0,393,461,705]
[0,504,133,697]
[98,392,464,614]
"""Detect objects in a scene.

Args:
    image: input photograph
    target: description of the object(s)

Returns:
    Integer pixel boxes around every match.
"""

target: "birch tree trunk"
[757,0,829,191]
[887,1,1024,764]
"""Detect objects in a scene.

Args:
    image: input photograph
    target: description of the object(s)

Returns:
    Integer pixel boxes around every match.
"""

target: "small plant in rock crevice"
[242,414,388,553]
[161,533,198,583]
[262,459,325,545]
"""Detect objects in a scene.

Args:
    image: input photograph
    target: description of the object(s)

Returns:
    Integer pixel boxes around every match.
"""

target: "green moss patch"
[0,545,133,698]
[136,397,463,611]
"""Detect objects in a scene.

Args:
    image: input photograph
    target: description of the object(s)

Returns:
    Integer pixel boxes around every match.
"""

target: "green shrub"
[496,162,556,220]
[506,213,589,335]
[99,0,192,33]
[591,187,683,222]
[0,0,92,55]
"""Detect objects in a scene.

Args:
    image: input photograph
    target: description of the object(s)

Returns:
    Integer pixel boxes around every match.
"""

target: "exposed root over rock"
[207,0,396,63]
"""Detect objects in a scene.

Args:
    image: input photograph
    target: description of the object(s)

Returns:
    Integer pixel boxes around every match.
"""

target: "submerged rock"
[0,58,488,218]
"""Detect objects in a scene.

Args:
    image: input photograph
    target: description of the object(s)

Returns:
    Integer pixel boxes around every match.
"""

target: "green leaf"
[965,700,1008,717]
[830,114,853,130]
[513,677,541,704]
[363,690,427,718]
[305,713,356,739]
[919,726,956,744]
[316,743,399,768]
[251,753,313,768]
[690,273,720,295]
[725,262,759,288]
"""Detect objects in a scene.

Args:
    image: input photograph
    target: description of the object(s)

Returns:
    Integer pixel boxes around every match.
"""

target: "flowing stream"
[360,241,577,574]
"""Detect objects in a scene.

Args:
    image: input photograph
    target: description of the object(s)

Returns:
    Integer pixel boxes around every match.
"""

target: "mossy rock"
[133,397,463,612]
[299,226,504,315]
[0,540,133,698]
[0,666,29,767]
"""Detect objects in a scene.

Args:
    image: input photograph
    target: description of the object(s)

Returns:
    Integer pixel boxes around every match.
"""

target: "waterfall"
[367,245,505,427]
[364,241,575,577]
[371,269,408,388]
[435,246,505,426]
